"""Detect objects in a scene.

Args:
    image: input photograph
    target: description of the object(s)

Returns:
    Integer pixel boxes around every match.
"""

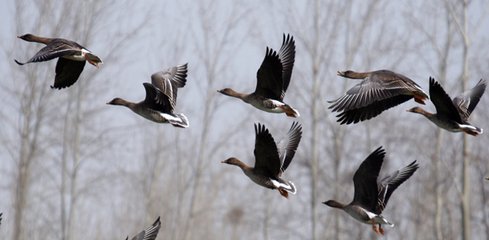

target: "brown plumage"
[15,33,102,89]
[408,77,486,136]
[329,70,428,124]
[221,122,302,198]
[218,34,299,117]
[323,146,419,235]
[107,64,189,128]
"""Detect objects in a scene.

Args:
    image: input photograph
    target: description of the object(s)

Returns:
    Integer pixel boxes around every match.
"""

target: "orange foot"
[279,105,299,118]
[372,224,380,235]
[379,225,385,235]
[414,94,427,105]
[372,224,384,236]
[278,188,289,198]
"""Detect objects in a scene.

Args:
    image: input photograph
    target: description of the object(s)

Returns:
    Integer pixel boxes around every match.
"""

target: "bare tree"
[405,1,455,239]
[2,1,152,240]
[2,1,489,239]
[181,1,251,239]
[446,0,472,238]
[6,2,60,239]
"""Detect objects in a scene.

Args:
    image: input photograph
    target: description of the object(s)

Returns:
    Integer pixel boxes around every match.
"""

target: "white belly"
[250,99,286,113]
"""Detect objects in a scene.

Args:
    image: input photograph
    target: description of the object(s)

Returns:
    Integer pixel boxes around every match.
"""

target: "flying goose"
[108,64,189,128]
[329,70,428,124]
[222,122,302,198]
[408,77,486,136]
[323,147,418,235]
[15,33,102,89]
[218,34,299,117]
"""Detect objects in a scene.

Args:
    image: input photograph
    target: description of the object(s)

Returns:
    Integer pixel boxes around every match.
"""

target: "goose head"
[218,88,238,96]
[17,34,36,41]
[407,106,427,115]
[322,200,346,209]
[107,98,129,106]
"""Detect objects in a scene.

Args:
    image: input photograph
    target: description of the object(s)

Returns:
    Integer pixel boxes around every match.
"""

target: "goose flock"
[13,32,486,238]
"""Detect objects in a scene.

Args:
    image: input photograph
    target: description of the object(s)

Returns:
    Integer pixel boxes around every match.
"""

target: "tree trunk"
[309,1,321,239]
[460,1,470,239]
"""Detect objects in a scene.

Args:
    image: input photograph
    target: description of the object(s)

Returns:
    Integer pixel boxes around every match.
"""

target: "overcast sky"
[1,1,489,239]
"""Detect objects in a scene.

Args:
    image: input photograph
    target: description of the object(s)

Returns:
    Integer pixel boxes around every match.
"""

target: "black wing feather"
[335,95,412,124]
[253,123,281,177]
[52,58,86,89]
[278,34,295,97]
[142,83,171,113]
[429,77,462,122]
[255,48,283,100]
[352,146,385,211]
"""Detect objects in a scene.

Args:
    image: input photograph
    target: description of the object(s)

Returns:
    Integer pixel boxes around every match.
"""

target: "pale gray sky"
[1,0,489,239]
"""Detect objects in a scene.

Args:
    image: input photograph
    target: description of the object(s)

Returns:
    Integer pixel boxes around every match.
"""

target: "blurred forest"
[0,0,488,239]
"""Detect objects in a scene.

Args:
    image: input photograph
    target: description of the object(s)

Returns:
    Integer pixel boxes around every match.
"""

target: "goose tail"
[460,124,483,136]
[169,113,189,128]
